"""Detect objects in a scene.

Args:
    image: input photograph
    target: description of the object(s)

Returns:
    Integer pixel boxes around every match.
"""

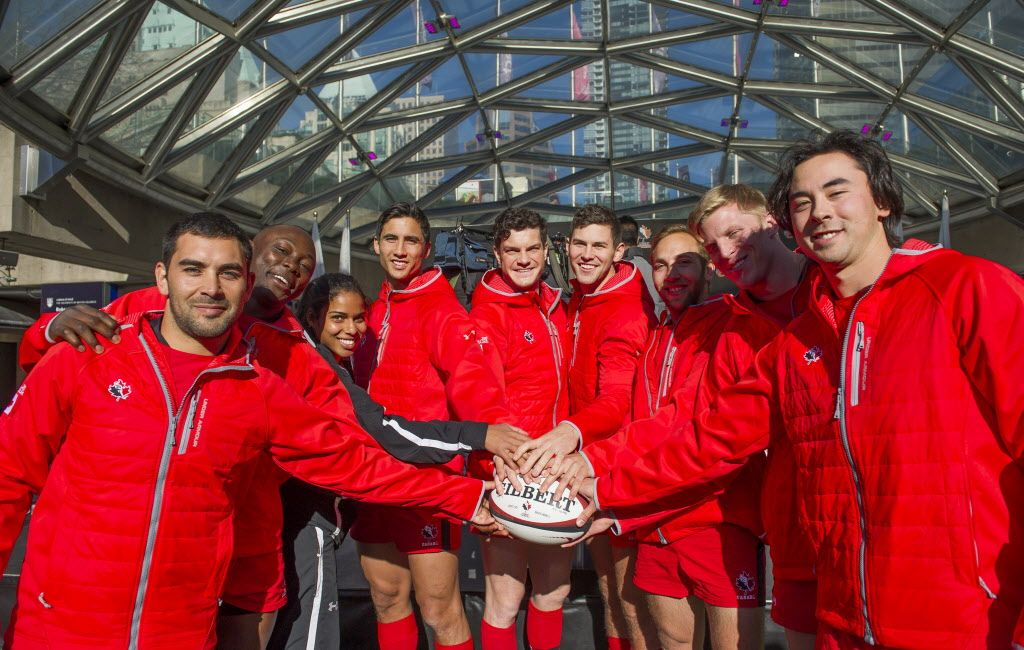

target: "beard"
[166,294,238,340]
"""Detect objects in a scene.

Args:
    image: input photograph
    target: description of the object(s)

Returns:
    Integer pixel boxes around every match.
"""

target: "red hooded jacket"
[564,262,654,445]
[594,241,1024,647]
[0,313,486,649]
[582,296,765,544]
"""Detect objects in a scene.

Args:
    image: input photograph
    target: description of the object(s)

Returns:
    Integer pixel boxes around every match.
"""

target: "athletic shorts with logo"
[633,523,764,607]
[349,503,461,554]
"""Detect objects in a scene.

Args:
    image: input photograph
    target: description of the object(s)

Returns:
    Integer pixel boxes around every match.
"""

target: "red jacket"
[0,313,486,649]
[595,241,1024,647]
[471,270,568,437]
[565,262,653,445]
[367,268,507,474]
[582,296,765,544]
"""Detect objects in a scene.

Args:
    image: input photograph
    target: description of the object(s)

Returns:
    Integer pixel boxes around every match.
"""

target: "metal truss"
[0,0,1021,246]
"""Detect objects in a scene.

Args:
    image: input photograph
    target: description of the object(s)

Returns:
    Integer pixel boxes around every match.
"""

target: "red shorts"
[349,503,461,554]
[633,524,764,608]
[770,578,817,635]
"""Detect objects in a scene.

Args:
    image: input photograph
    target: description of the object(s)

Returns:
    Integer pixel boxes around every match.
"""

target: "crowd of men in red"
[0,129,1021,650]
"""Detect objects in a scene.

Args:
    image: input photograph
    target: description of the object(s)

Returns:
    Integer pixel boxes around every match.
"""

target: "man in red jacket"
[354,203,508,650]
[0,214,496,649]
[520,205,655,650]
[469,207,570,650]
[577,131,1024,648]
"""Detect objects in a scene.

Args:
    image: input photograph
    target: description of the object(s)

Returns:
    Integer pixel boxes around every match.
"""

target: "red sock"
[377,613,418,650]
[607,637,633,650]
[481,618,517,650]
[436,640,474,650]
[526,601,563,650]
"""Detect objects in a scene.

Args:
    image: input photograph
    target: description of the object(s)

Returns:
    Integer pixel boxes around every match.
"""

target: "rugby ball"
[488,476,590,545]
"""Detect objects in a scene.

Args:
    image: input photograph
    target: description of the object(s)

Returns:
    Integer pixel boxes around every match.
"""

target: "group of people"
[0,127,1020,650]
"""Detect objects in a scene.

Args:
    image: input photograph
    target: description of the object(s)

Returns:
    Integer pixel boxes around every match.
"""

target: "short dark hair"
[296,273,367,339]
[492,207,547,248]
[374,202,430,242]
[571,204,622,245]
[619,215,640,246]
[162,212,252,267]
[768,130,904,246]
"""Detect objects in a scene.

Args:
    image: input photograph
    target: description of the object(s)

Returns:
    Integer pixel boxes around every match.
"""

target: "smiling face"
[315,290,367,360]
[373,216,430,289]
[788,151,892,275]
[651,232,707,319]
[496,227,547,291]
[251,225,316,304]
[569,223,625,289]
[156,233,250,350]
[697,203,779,292]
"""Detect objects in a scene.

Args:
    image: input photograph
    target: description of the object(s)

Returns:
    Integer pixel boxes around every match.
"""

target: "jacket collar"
[377,267,447,303]
[473,269,562,314]
[135,311,254,369]
[571,261,639,300]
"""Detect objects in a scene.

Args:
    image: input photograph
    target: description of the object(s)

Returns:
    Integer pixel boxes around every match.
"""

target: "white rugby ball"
[488,476,590,545]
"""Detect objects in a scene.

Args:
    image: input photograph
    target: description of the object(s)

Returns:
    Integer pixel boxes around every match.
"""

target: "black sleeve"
[314,344,489,463]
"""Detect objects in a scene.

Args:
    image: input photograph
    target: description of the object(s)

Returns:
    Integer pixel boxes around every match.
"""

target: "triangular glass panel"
[382,57,472,113]
[909,51,1005,122]
[101,77,190,157]
[386,166,470,202]
[897,169,970,207]
[647,153,725,190]
[563,172,612,207]
[316,64,413,120]
[101,2,207,104]
[878,110,967,174]
[665,96,738,135]
[466,53,567,95]
[166,121,251,188]
[0,0,103,69]
[357,4,426,58]
[942,123,1023,178]
[425,0,497,33]
[233,157,310,209]
[666,35,754,77]
[261,14,349,72]
[505,2,580,40]
[500,161,573,199]
[747,35,819,84]
[959,0,1023,56]
[641,2,714,31]
[724,153,775,189]
[810,99,885,131]
[613,173,681,208]
[798,2,896,23]
[609,119,687,158]
[494,111,579,150]
[897,0,972,26]
[435,164,504,206]
[188,0,258,22]
[187,47,284,131]
[513,62,599,102]
[526,121,606,163]
[246,94,333,165]
[742,99,821,140]
[29,34,106,115]
[608,61,700,101]
[815,38,927,87]
[284,154,343,207]
[343,182,394,230]
[609,1,677,38]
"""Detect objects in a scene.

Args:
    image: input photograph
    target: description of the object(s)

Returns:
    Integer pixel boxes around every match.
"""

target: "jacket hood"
[472,269,562,313]
[376,266,449,304]
[571,261,645,306]
[808,238,951,328]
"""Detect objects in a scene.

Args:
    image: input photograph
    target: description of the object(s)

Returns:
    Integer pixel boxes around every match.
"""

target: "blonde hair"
[649,224,709,263]
[687,184,769,239]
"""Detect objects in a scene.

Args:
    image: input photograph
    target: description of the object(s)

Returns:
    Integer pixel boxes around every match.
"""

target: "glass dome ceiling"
[0,0,1021,244]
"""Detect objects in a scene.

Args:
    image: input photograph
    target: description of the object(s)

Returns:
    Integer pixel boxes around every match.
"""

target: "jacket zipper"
[850,322,865,407]
[641,328,660,416]
[131,337,250,648]
[177,391,201,455]
[834,293,876,646]
[542,302,563,428]
[967,496,997,598]
[570,309,582,368]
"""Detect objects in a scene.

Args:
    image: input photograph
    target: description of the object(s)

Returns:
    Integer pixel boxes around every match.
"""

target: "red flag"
[571,9,590,101]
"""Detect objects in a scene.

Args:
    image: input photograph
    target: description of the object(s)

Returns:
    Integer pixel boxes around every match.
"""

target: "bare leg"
[645,592,706,650]
[612,543,659,649]
[408,550,472,645]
